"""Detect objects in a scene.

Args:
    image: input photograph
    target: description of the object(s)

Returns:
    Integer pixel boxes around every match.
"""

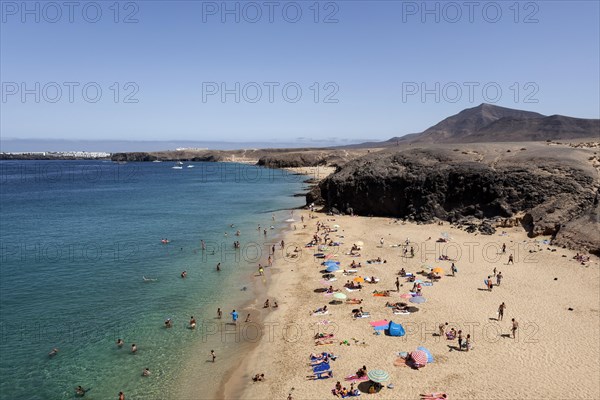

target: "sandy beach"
[231,213,600,399]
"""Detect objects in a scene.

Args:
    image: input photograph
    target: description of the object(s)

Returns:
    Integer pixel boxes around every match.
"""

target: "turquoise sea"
[0,160,306,399]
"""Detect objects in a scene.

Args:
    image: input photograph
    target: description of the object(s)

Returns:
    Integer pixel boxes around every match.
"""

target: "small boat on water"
[187,165,194,168]
[172,161,184,170]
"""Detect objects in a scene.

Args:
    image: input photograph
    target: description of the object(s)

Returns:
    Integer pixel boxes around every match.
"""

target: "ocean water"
[0,160,306,399]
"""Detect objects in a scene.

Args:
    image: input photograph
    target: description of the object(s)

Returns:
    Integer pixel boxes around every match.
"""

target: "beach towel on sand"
[369,320,389,327]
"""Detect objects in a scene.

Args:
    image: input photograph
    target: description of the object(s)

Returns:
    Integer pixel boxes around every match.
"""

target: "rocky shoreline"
[311,143,600,255]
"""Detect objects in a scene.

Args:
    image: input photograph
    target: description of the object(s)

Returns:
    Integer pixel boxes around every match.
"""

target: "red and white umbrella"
[411,350,428,366]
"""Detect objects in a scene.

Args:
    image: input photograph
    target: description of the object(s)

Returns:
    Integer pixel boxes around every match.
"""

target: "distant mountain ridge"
[349,104,599,147]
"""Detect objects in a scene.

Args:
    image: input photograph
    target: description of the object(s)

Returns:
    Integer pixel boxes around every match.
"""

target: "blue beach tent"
[386,321,406,337]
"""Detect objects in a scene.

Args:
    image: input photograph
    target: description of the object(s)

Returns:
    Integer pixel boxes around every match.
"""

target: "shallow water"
[0,160,305,399]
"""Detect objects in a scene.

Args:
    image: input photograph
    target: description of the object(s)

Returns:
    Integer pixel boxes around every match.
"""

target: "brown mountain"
[348,104,598,147]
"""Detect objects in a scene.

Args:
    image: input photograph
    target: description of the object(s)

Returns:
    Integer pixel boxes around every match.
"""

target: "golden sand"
[233,214,600,400]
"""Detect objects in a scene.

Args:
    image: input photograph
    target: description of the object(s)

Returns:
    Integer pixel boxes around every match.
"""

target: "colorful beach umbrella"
[367,369,390,383]
[410,350,428,366]
[326,265,340,272]
[409,296,426,304]
[416,346,434,363]
[353,276,365,283]
[432,267,444,274]
[333,292,347,300]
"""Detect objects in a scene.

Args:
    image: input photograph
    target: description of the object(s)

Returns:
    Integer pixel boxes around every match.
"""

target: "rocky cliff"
[317,142,600,253]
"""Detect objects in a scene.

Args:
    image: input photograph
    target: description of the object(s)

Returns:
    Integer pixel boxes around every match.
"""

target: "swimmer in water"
[216,263,221,271]
[48,348,59,357]
[165,318,172,328]
[116,339,124,347]
[190,316,196,329]
[75,386,87,396]
[181,271,187,278]
[142,368,151,377]
[131,344,137,354]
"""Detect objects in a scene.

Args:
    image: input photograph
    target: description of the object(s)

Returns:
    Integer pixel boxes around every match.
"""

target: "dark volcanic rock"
[257,153,329,168]
[112,152,157,162]
[318,147,598,251]
[552,189,600,255]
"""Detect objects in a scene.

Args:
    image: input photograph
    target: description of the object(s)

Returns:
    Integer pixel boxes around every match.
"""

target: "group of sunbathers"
[344,281,363,290]
[307,352,336,380]
[332,381,361,397]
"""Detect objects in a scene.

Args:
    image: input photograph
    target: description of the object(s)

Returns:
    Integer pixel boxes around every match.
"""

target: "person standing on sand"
[439,322,448,337]
[508,254,514,264]
[493,267,497,276]
[380,237,384,247]
[258,265,264,276]
[451,263,457,276]
[211,350,216,362]
[512,318,519,338]
[498,302,506,321]
[395,277,400,292]
[217,308,222,319]
[496,272,503,286]
[231,310,238,324]
[465,334,471,352]
[457,330,463,351]
[502,243,506,253]
[487,276,493,291]
[216,263,221,271]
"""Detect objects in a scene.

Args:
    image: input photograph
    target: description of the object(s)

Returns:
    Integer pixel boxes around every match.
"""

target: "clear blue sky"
[1,0,599,144]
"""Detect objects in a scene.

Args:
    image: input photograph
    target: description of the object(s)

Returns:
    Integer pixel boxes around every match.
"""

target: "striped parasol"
[367,369,390,383]
[411,350,428,366]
